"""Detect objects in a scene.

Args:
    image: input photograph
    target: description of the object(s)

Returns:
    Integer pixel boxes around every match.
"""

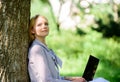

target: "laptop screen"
[82,55,99,81]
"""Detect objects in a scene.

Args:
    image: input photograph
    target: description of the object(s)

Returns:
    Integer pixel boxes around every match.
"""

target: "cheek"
[35,27,41,32]
[47,28,49,31]
[46,28,49,34]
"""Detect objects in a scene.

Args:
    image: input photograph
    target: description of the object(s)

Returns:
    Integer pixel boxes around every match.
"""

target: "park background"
[31,0,120,82]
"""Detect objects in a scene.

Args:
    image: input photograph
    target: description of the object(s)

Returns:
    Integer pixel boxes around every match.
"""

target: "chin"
[43,33,49,36]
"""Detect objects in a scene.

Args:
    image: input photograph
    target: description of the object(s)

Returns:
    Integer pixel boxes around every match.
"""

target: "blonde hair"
[29,15,48,44]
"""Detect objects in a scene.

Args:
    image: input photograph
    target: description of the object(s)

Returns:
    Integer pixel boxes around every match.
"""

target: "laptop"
[82,55,99,81]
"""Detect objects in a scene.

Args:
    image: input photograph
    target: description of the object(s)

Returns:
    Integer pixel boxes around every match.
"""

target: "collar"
[33,39,62,68]
[33,39,50,52]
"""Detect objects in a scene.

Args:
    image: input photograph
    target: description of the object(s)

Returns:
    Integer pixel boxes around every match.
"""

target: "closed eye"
[37,23,42,26]
[45,22,48,26]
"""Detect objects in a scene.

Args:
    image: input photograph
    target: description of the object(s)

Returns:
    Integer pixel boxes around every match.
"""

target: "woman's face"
[32,16,49,38]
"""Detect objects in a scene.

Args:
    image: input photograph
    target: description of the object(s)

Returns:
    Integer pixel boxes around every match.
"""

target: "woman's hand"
[64,76,86,82]
[72,77,86,82]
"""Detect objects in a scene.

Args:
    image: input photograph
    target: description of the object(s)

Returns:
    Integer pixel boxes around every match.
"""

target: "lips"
[41,29,48,32]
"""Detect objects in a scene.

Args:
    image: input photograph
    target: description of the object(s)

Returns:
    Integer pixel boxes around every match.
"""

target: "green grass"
[31,1,120,82]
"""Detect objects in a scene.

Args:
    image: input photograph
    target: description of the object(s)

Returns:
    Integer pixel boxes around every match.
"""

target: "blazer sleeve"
[28,45,71,82]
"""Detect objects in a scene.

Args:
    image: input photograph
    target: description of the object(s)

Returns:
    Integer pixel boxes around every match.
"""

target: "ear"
[31,28,35,34]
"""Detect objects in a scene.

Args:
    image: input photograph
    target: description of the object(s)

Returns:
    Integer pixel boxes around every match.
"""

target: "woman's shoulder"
[29,42,43,52]
[28,42,45,59]
[28,39,49,56]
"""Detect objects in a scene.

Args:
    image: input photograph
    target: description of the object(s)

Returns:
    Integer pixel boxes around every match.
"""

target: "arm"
[64,76,86,82]
[28,45,71,82]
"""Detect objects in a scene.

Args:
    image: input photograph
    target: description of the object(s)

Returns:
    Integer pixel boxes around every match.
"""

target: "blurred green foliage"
[91,4,120,37]
[31,0,120,82]
[47,29,120,82]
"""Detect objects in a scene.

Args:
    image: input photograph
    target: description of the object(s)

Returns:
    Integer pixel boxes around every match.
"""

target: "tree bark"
[0,0,30,82]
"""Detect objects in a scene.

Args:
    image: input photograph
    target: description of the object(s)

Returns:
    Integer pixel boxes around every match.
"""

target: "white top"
[28,39,70,82]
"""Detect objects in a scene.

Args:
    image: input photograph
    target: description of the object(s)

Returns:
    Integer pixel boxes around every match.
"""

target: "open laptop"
[82,55,99,81]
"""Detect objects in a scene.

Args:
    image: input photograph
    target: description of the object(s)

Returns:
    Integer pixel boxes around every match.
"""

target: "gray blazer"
[28,39,70,82]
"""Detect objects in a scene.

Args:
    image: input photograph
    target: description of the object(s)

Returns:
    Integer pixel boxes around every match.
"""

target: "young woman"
[28,15,86,82]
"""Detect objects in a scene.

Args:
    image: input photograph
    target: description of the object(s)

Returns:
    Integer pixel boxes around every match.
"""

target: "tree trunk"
[0,0,30,82]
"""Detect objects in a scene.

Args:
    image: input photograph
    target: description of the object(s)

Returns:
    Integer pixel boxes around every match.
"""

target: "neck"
[36,37,47,45]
